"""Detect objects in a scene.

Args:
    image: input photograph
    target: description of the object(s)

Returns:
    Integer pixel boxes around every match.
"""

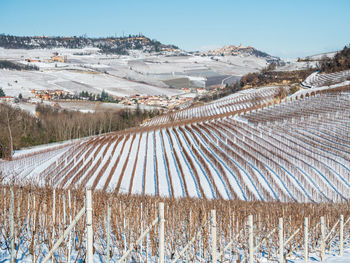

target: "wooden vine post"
[159,202,165,263]
[248,215,254,263]
[211,209,217,263]
[86,189,93,263]
[278,217,284,263]
[304,217,308,263]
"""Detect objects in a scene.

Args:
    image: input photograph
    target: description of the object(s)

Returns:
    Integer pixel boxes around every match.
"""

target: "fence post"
[86,189,93,263]
[10,188,15,263]
[159,202,165,263]
[320,216,325,261]
[211,209,217,263]
[304,217,308,263]
[248,215,253,263]
[106,201,111,263]
[340,215,344,256]
[278,217,284,263]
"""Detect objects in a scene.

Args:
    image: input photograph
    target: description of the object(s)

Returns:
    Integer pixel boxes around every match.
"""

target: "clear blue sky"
[1,0,349,58]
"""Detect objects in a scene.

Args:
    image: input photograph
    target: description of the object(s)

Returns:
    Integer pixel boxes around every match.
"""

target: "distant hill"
[300,51,337,62]
[197,44,281,64]
[0,34,179,55]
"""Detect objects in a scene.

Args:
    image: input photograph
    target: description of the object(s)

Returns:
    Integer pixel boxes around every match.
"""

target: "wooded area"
[0,103,160,159]
[319,45,350,73]
[240,68,314,87]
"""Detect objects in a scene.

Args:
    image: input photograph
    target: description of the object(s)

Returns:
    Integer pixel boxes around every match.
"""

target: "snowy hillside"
[0,35,282,106]
[1,86,349,202]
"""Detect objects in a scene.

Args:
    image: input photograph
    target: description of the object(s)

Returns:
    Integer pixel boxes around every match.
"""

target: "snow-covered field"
[0,47,272,101]
[0,67,180,98]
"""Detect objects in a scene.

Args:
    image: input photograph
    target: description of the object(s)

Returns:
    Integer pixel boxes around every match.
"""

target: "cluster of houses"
[2,85,212,110]
[25,52,67,64]
[117,88,211,108]
[200,44,255,56]
[0,96,15,103]
[181,87,207,94]
[31,89,70,100]
[117,94,193,109]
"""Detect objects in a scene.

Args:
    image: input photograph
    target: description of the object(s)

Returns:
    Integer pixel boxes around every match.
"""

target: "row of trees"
[0,60,39,71]
[75,90,115,102]
[0,103,160,159]
[44,90,116,102]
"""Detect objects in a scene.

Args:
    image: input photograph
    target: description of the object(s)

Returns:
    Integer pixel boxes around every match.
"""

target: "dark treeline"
[319,44,350,73]
[0,60,39,71]
[0,34,178,55]
[0,103,160,159]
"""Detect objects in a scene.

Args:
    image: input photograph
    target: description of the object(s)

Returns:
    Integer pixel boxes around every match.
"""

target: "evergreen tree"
[100,90,109,101]
[0,87,5,97]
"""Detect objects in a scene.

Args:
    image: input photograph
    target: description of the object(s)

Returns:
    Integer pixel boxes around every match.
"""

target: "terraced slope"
[302,69,350,88]
[1,87,349,202]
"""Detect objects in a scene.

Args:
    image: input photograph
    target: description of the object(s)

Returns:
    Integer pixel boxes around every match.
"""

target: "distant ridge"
[0,34,281,63]
[0,34,179,55]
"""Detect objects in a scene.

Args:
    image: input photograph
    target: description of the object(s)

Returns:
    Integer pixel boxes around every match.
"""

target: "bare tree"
[0,105,14,159]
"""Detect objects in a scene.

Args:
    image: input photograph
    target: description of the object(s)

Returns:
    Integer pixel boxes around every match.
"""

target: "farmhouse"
[49,53,67,63]
[0,96,15,103]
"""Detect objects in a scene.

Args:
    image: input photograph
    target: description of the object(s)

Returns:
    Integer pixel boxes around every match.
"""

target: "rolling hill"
[1,84,349,203]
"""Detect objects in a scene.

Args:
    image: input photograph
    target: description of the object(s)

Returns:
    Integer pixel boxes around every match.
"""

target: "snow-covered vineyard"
[302,69,350,88]
[1,187,350,263]
[1,86,350,203]
[143,86,282,126]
